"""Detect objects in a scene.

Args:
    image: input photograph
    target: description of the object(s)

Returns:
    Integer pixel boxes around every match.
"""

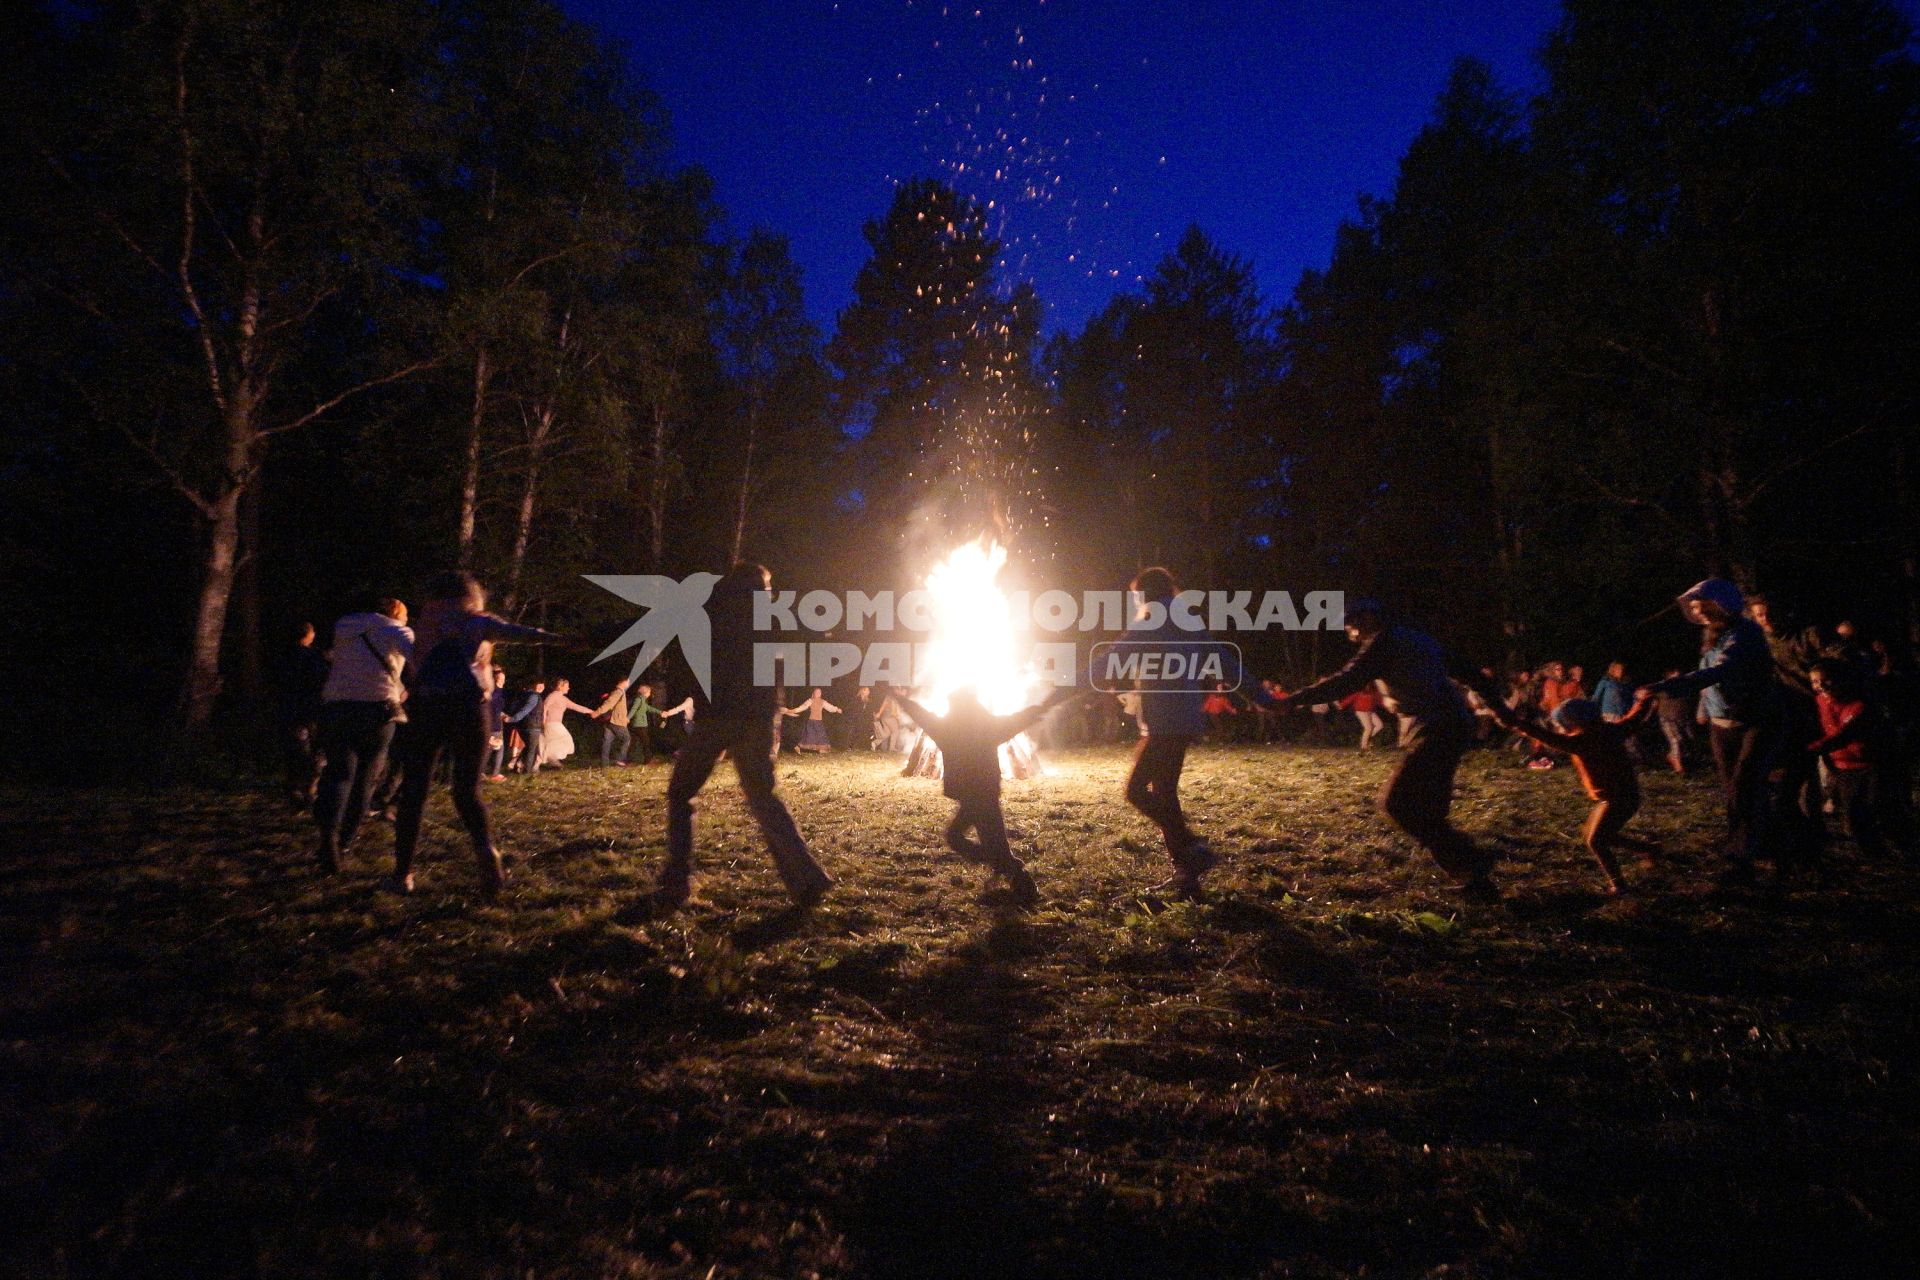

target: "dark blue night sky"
[560,1,1562,333]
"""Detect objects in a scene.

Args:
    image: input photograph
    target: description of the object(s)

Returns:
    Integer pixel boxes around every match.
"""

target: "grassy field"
[4,744,1918,1278]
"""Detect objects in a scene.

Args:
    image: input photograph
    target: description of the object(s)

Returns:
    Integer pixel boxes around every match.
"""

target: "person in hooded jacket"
[1642,579,1785,879]
[312,597,411,873]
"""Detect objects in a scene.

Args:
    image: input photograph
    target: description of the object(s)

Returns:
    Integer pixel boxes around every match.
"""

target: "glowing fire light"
[904,538,1046,779]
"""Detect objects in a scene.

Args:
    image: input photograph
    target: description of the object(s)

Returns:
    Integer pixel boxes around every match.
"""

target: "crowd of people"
[273,565,1918,909]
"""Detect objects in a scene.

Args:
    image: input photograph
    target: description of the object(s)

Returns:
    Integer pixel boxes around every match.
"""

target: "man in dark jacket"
[1643,579,1785,878]
[1272,599,1501,902]
[649,563,832,911]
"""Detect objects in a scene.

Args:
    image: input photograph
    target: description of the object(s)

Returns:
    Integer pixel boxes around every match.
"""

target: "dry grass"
[3,745,1917,1278]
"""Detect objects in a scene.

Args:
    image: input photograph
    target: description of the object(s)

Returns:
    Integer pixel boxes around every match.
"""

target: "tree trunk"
[458,346,491,566]
[1485,417,1525,669]
[730,395,759,563]
[182,416,255,731]
[233,462,265,706]
[648,400,670,572]
[504,409,549,615]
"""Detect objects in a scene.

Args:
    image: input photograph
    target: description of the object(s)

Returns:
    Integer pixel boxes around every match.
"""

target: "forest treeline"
[2,0,1917,768]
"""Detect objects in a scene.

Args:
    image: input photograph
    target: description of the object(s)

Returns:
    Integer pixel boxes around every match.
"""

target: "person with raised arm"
[1269,598,1503,903]
[592,678,635,767]
[390,571,563,897]
[1640,579,1785,882]
[538,678,596,767]
[648,563,832,911]
[505,678,546,775]
[1493,694,1661,894]
[896,685,1076,907]
[782,686,842,753]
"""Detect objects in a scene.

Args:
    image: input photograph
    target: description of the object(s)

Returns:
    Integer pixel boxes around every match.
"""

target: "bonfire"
[899,538,1047,781]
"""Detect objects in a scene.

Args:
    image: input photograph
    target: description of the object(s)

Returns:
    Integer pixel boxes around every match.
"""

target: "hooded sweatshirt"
[1648,579,1777,724]
[321,612,414,705]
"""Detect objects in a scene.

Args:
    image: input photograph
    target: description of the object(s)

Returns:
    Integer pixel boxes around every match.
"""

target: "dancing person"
[1593,663,1633,722]
[896,686,1074,907]
[659,693,695,732]
[1271,598,1503,902]
[277,622,331,807]
[1122,567,1219,896]
[538,678,595,768]
[1503,670,1538,753]
[1745,593,1829,866]
[1525,662,1570,769]
[593,678,635,766]
[849,686,878,750]
[1641,579,1786,882]
[627,682,662,764]
[1202,682,1241,741]
[783,687,841,753]
[1466,671,1502,743]
[506,678,545,775]
[1494,694,1660,894]
[311,598,410,873]
[1538,662,1569,717]
[649,563,832,911]
[1807,659,1915,860]
[483,665,509,781]
[1339,686,1384,749]
[391,572,562,897]
[1654,673,1693,774]
[1592,661,1640,761]
[1252,678,1286,742]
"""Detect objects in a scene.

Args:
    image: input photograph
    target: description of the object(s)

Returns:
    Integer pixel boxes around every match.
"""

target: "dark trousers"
[601,722,632,764]
[1381,716,1492,882]
[664,712,822,893]
[946,797,1021,872]
[367,721,408,810]
[283,719,320,800]
[1778,701,1828,864]
[631,724,654,764]
[1709,720,1783,865]
[312,701,396,858]
[1832,765,1915,859]
[393,694,494,877]
[1126,733,1198,866]
[518,722,543,774]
